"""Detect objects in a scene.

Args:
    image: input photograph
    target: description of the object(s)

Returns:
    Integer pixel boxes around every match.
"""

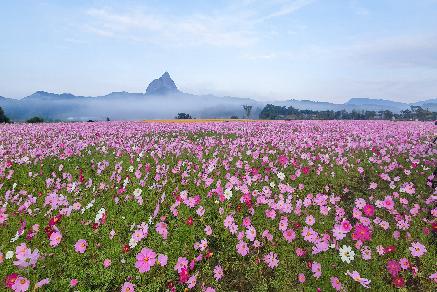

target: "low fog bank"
[0,93,260,121]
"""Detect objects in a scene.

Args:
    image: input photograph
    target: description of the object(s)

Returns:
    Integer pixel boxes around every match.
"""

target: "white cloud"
[83,1,313,48]
[84,7,257,47]
[264,0,315,19]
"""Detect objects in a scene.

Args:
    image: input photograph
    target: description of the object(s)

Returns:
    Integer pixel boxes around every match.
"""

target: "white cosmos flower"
[95,208,106,223]
[133,189,142,197]
[224,189,233,200]
[277,172,285,181]
[128,237,138,249]
[10,232,20,243]
[123,177,129,188]
[339,245,355,264]
[270,182,276,188]
[5,251,14,259]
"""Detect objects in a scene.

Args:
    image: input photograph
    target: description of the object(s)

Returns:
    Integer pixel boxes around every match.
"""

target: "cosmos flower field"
[0,121,436,291]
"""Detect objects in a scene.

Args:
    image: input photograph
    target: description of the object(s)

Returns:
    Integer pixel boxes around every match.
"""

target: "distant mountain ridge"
[0,72,436,121]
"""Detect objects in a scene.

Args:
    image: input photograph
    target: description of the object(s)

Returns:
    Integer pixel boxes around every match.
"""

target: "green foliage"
[0,106,10,123]
[175,113,192,119]
[26,116,44,123]
[259,104,437,120]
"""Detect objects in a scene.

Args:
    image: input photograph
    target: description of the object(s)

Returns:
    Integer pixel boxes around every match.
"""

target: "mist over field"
[1,72,436,121]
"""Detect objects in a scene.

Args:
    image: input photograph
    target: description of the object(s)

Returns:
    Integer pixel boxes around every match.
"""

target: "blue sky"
[1,0,437,102]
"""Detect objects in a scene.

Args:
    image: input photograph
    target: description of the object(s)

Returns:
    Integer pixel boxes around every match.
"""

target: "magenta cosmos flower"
[70,279,78,287]
[386,260,401,277]
[352,224,371,242]
[74,239,88,254]
[363,204,375,217]
[135,248,156,273]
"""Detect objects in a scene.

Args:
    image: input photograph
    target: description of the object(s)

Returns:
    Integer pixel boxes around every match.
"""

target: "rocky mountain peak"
[145,72,180,95]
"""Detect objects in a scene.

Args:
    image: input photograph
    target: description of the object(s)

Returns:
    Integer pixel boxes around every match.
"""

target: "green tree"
[175,113,192,119]
[26,116,44,123]
[0,106,10,123]
[242,105,253,119]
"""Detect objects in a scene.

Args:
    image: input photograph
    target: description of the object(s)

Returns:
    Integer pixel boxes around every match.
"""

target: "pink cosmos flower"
[245,226,256,241]
[330,277,342,291]
[332,225,347,240]
[263,252,279,269]
[399,258,409,270]
[121,282,135,292]
[103,259,111,268]
[347,270,371,288]
[262,229,273,241]
[204,225,212,236]
[361,246,372,261]
[283,229,296,243]
[74,239,88,253]
[135,247,156,273]
[13,248,39,269]
[213,265,223,281]
[242,217,252,228]
[302,226,317,242]
[305,215,315,226]
[157,254,168,266]
[340,220,352,232]
[429,272,437,283]
[296,247,306,257]
[49,231,62,247]
[311,261,322,279]
[409,241,427,257]
[369,182,377,189]
[298,273,306,283]
[35,278,50,288]
[70,279,78,287]
[196,206,205,217]
[12,276,30,292]
[223,215,234,228]
[187,274,197,289]
[278,217,288,231]
[236,241,249,256]
[155,222,168,240]
[174,257,188,273]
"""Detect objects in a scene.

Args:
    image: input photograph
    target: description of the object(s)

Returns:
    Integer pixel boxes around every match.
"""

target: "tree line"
[259,104,437,121]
